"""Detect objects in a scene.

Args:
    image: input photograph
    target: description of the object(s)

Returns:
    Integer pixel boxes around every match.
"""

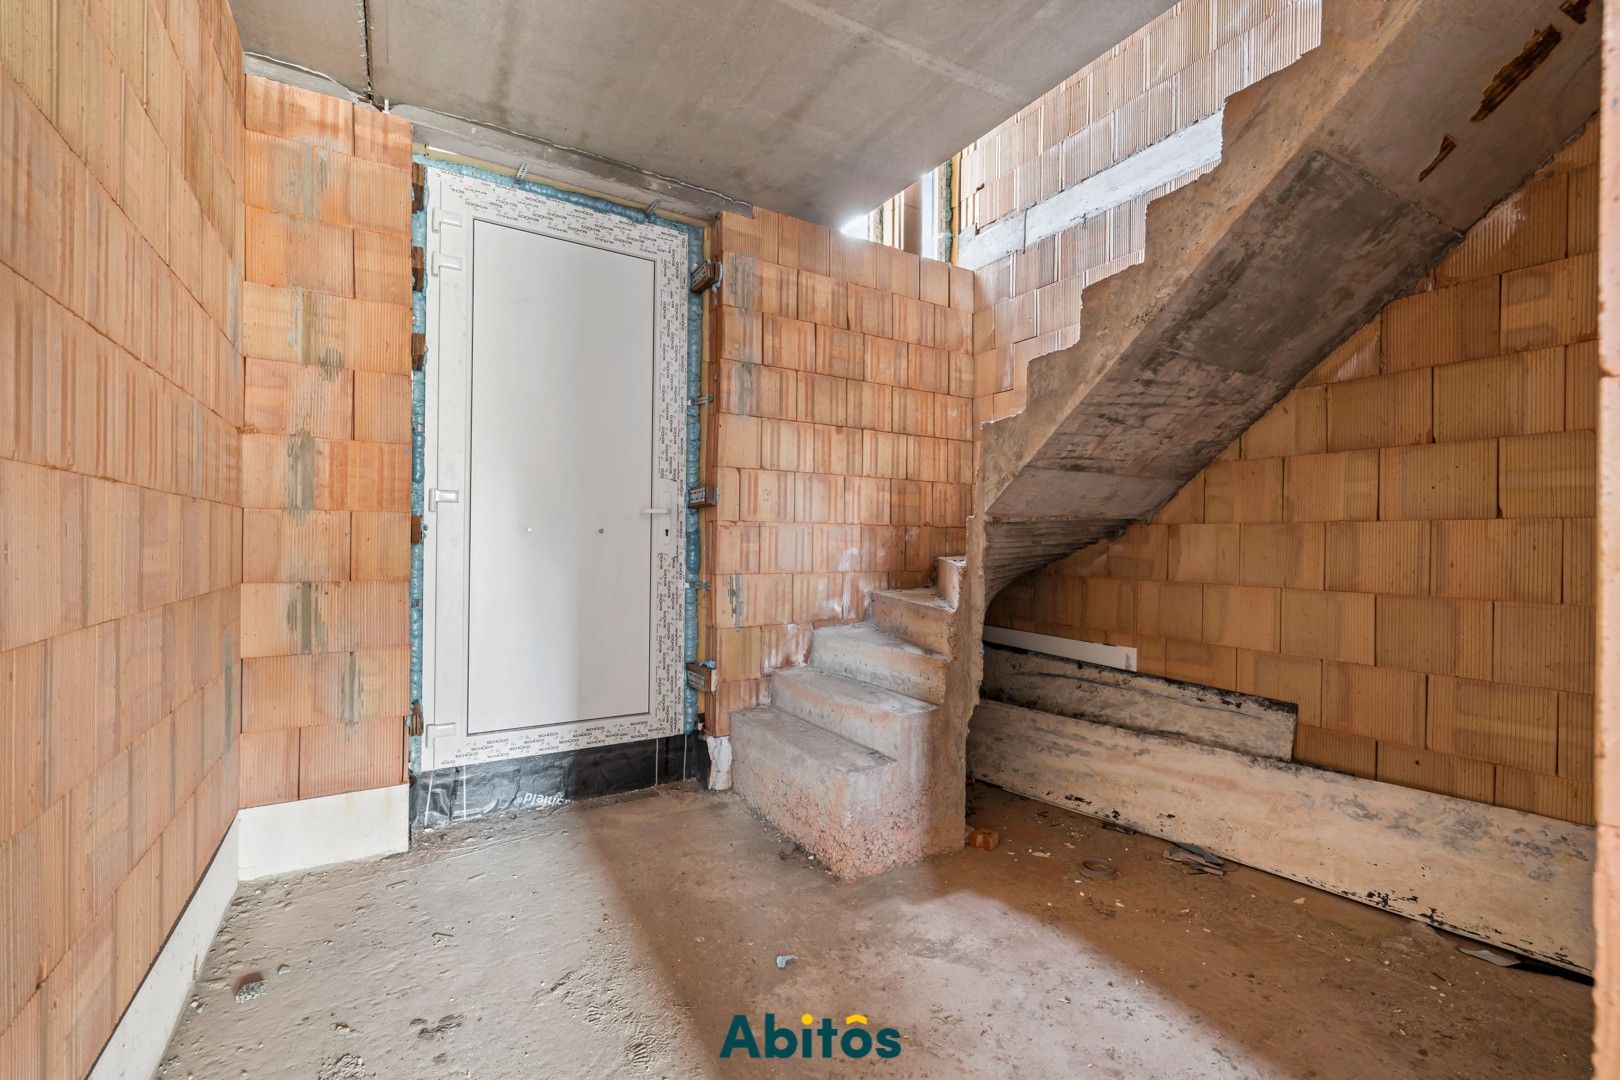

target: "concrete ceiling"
[229,0,1174,224]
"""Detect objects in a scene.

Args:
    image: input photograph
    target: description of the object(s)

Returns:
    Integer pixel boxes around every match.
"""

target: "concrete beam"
[396,105,753,222]
[242,54,753,220]
[957,110,1223,272]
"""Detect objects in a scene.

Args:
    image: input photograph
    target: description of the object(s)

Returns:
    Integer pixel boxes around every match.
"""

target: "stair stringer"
[974,0,1601,596]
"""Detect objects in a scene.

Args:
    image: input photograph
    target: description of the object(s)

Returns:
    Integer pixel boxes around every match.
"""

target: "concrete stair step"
[768,665,935,761]
[731,705,894,777]
[869,587,954,654]
[733,705,919,880]
[935,555,965,609]
[809,623,947,705]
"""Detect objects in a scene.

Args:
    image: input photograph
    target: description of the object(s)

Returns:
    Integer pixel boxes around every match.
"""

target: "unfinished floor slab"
[160,786,1591,1078]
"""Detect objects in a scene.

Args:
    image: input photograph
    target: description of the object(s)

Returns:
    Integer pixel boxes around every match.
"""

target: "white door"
[423,170,688,770]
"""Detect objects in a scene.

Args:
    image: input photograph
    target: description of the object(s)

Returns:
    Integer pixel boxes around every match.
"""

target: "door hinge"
[430,253,462,276]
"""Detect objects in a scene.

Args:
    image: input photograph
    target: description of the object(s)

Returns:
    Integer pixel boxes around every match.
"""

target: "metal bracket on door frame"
[429,206,464,232]
[429,205,464,277]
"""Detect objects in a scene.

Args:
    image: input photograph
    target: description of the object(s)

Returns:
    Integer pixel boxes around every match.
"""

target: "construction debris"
[1459,944,1522,968]
[1164,843,1226,876]
[968,828,1001,851]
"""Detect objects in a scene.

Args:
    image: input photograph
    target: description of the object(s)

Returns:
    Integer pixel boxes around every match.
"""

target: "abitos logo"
[719,1012,902,1060]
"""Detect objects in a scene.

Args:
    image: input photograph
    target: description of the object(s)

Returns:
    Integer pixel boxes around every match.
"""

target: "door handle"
[641,507,672,516]
[429,488,461,511]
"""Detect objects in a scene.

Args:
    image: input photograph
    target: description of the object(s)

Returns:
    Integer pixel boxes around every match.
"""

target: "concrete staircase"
[972,0,1600,596]
[736,0,1602,884]
[732,557,966,880]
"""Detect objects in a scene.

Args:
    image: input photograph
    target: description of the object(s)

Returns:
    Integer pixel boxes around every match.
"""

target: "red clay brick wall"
[0,0,246,1073]
[704,211,974,735]
[988,127,1599,825]
[236,78,414,807]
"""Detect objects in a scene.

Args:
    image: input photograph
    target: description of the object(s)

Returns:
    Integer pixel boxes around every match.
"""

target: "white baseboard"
[89,785,410,1077]
[238,784,410,881]
[89,821,241,1080]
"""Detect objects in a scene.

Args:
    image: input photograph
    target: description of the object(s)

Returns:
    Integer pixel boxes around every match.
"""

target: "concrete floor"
[161,783,1593,1078]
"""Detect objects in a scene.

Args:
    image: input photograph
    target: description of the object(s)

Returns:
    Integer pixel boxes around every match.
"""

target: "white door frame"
[422,168,688,771]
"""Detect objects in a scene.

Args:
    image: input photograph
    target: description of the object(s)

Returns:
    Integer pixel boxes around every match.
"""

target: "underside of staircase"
[972,0,1601,600]
[733,557,969,881]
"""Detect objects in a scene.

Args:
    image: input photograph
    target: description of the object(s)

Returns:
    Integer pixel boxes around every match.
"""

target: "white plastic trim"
[88,823,241,1080]
[237,784,410,881]
[981,625,1137,671]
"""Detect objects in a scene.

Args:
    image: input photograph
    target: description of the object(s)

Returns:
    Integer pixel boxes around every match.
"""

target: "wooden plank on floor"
[982,645,1296,759]
[968,700,1594,971]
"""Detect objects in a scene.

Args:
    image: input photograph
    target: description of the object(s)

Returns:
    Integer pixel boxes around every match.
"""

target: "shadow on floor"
[161,782,1592,1079]
[565,781,1591,1078]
